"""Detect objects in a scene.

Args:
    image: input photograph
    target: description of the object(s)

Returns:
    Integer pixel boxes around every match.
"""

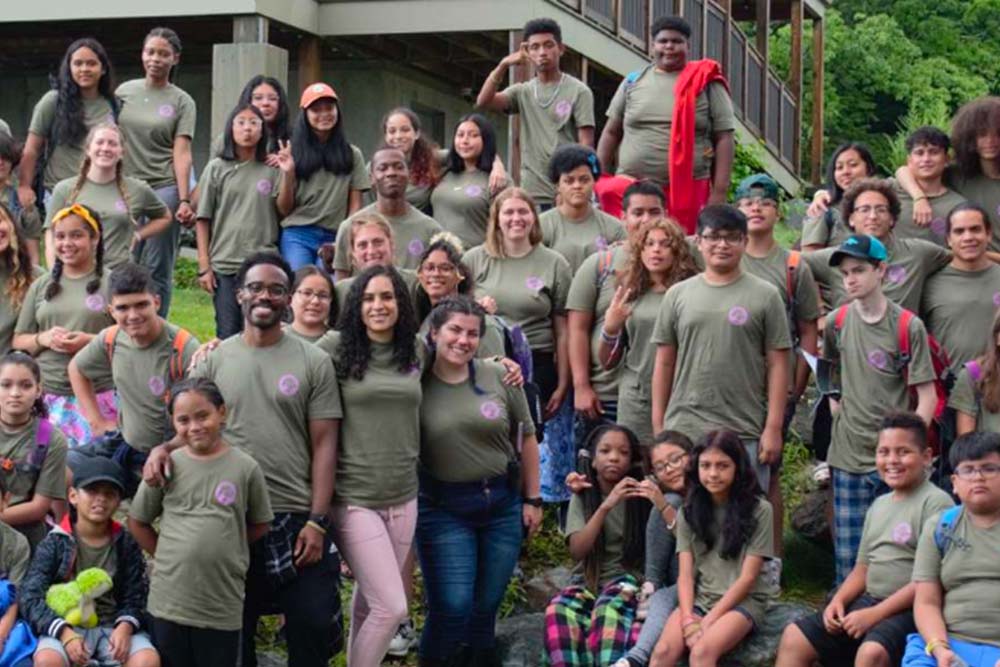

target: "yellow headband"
[52,204,100,235]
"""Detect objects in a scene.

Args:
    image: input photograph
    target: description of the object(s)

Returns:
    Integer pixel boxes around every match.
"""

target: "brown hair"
[617,218,697,298]
[840,177,901,227]
[0,205,35,308]
[382,107,440,189]
[69,123,133,226]
[951,97,1000,180]
[978,310,1000,414]
[349,212,396,270]
[484,187,543,258]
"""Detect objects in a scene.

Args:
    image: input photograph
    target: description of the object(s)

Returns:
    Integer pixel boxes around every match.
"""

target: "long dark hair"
[220,104,268,162]
[0,203,36,309]
[445,113,497,174]
[52,38,119,146]
[824,142,876,205]
[383,107,440,188]
[426,295,488,394]
[414,233,471,322]
[143,27,182,83]
[46,204,105,301]
[237,75,291,151]
[292,265,336,329]
[683,430,764,560]
[0,351,47,419]
[335,265,419,381]
[578,424,649,590]
[292,100,355,179]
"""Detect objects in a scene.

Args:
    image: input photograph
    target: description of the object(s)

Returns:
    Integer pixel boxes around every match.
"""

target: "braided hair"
[46,204,104,301]
[68,123,134,227]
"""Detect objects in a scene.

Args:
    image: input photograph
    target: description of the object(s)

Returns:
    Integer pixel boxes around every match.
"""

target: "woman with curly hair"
[951,309,1000,436]
[598,218,698,444]
[382,108,442,214]
[0,204,41,353]
[650,430,778,667]
[12,204,114,447]
[324,264,423,667]
[17,38,118,211]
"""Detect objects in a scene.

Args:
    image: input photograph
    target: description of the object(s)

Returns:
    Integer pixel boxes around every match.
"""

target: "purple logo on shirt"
[993,292,1000,307]
[408,239,425,256]
[555,100,572,118]
[105,113,116,125]
[277,373,300,396]
[525,276,544,291]
[887,264,907,284]
[480,400,501,420]
[214,481,237,506]
[114,199,127,213]
[85,294,106,312]
[930,218,946,238]
[256,179,273,196]
[157,104,176,119]
[464,184,483,198]
[148,375,166,396]
[867,349,889,371]
[891,521,913,545]
[594,235,608,251]
[727,305,749,326]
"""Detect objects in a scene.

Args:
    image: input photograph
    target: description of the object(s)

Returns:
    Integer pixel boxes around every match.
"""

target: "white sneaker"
[612,659,631,667]
[812,461,831,485]
[386,619,418,657]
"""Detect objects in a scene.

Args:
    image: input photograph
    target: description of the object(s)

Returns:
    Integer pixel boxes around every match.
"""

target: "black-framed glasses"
[652,453,688,475]
[242,282,289,298]
[954,463,1000,480]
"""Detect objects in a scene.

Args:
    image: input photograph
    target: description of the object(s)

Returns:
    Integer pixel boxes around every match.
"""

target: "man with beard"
[143,251,343,667]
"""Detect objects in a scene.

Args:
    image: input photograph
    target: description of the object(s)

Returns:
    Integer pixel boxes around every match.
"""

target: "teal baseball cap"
[830,234,888,266]
[734,174,780,202]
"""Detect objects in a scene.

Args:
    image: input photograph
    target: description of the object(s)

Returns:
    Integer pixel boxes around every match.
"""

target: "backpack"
[785,250,801,344]
[103,325,192,404]
[932,505,963,555]
[493,315,543,436]
[0,419,53,498]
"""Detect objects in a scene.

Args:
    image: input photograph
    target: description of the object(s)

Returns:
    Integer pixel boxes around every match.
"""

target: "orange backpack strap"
[102,325,120,363]
[595,249,616,289]
[168,328,193,383]
[897,309,914,378]
[833,304,850,331]
[785,250,801,300]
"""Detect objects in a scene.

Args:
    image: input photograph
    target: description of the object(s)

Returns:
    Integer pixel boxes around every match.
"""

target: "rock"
[792,487,833,546]
[523,566,574,612]
[496,613,545,667]
[254,651,286,667]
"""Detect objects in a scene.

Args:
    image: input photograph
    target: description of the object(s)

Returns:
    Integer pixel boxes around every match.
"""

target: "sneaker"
[812,461,831,486]
[386,619,418,657]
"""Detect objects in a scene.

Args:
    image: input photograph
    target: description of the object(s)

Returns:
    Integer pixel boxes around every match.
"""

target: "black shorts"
[793,594,914,666]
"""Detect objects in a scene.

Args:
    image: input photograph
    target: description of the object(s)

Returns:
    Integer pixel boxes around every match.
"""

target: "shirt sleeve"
[35,429,67,501]
[551,255,573,314]
[747,500,775,558]
[573,81,596,128]
[7,531,29,586]
[175,92,196,140]
[925,243,952,275]
[307,350,344,420]
[333,218,353,272]
[72,330,112,381]
[504,377,536,438]
[675,507,693,553]
[564,493,586,537]
[820,311,841,365]
[651,286,680,346]
[246,462,274,525]
[606,80,627,121]
[195,160,219,220]
[128,480,165,524]
[794,260,822,322]
[763,285,793,351]
[855,503,876,565]
[13,280,42,335]
[504,82,524,115]
[800,213,831,247]
[911,514,944,582]
[350,146,370,191]
[706,81,736,133]
[136,181,169,219]
[904,315,936,387]
[27,91,56,138]
[565,254,599,313]
[43,181,71,230]
[947,366,978,417]
[18,205,43,241]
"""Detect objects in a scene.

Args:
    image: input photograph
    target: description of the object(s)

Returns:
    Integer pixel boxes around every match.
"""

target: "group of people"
[0,9,993,667]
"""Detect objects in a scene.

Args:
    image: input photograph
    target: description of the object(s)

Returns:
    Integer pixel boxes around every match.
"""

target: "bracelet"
[197,269,210,277]
[925,638,950,656]
[179,198,191,204]
[600,328,621,345]
[62,633,82,648]
[306,520,328,535]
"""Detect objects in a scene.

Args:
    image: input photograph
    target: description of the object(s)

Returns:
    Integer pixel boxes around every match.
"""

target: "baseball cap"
[829,234,888,267]
[733,174,779,202]
[71,456,126,495]
[299,82,338,109]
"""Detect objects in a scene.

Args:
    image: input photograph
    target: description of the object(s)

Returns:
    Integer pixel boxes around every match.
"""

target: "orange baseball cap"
[300,82,338,108]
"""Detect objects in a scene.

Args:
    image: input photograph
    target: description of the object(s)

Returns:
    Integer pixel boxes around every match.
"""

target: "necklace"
[532,74,565,109]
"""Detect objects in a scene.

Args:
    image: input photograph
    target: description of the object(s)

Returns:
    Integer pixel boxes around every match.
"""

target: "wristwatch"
[523,496,543,508]
[308,513,331,531]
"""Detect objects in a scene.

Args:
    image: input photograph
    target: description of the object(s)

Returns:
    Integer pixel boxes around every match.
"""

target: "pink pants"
[333,498,418,667]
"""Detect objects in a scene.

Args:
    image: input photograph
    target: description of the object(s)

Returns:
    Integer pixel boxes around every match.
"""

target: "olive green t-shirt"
[0,265,44,354]
[279,145,369,231]
[420,359,534,482]
[283,324,327,345]
[324,331,423,508]
[676,499,777,625]
[14,270,114,396]
[28,91,115,191]
[115,79,197,189]
[801,207,851,249]
[429,170,494,249]
[505,75,595,205]
[333,203,442,274]
[46,176,169,270]
[196,158,280,275]
[857,480,954,599]
[822,302,936,472]
[949,170,1000,252]
[606,67,735,186]
[921,263,1000,369]
[463,244,572,353]
[948,364,1000,434]
[617,288,667,444]
[416,313,507,360]
[565,491,632,589]
[540,207,627,274]
[0,419,68,547]
[565,246,628,402]
[73,323,200,453]
[0,521,29,585]
[76,537,117,626]
[913,507,1000,646]
[130,447,273,631]
[651,272,791,442]
[190,333,343,514]
[893,182,965,247]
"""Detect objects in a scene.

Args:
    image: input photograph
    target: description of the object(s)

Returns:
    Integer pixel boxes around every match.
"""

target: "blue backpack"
[932,505,963,555]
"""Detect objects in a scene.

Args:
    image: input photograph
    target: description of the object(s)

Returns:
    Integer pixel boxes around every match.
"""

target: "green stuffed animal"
[45,568,113,628]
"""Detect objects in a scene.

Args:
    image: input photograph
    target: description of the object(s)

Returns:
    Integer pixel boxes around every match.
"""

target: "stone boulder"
[496,612,545,667]
[523,566,574,612]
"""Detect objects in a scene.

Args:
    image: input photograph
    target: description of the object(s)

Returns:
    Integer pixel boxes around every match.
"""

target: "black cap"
[829,234,888,267]
[70,456,126,494]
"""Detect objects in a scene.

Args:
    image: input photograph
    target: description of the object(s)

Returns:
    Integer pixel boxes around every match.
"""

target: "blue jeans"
[280,225,336,272]
[135,184,181,317]
[415,474,523,661]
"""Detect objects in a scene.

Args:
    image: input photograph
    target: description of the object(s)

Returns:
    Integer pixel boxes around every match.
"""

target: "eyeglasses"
[854,205,890,217]
[419,263,456,275]
[699,232,744,246]
[652,454,688,475]
[242,282,289,298]
[295,289,332,302]
[234,118,263,129]
[954,463,1000,480]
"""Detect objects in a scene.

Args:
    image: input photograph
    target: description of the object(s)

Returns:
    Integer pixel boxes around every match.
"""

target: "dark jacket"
[20,515,148,639]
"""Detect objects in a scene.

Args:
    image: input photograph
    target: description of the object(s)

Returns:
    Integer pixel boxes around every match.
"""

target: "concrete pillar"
[211,16,288,141]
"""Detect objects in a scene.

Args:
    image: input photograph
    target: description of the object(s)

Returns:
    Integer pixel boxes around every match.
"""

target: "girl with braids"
[273,82,368,271]
[0,204,42,354]
[45,123,170,270]
[951,309,1000,436]
[543,424,651,666]
[17,38,118,211]
[12,204,114,449]
[416,295,541,666]
[286,265,336,344]
[117,26,197,317]
[650,430,778,667]
[0,352,68,549]
[599,219,698,444]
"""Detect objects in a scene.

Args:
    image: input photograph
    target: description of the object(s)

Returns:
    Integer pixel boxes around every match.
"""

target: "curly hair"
[46,203,105,301]
[0,204,36,309]
[840,177,901,227]
[683,430,765,560]
[383,107,440,189]
[414,232,470,321]
[617,218,697,299]
[950,97,1000,180]
[484,187,543,258]
[52,38,118,147]
[335,265,419,381]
